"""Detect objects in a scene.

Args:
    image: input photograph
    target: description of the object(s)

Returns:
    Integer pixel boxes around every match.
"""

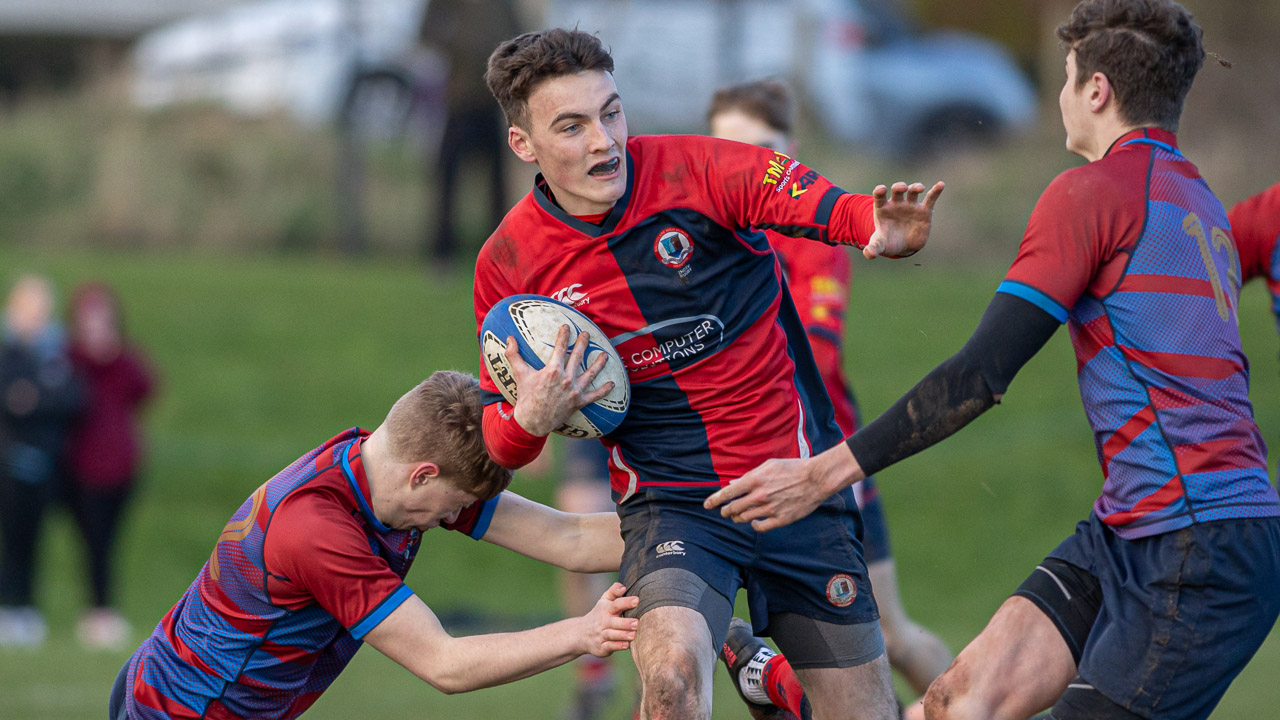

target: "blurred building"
[0,0,233,101]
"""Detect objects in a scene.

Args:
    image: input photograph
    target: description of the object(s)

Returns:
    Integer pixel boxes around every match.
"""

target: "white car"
[134,0,1035,156]
[132,0,431,124]
[550,0,1037,155]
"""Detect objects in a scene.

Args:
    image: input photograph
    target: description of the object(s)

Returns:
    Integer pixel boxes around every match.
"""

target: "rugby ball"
[480,295,630,438]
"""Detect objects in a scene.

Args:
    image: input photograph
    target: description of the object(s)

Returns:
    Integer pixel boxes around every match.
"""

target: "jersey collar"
[339,433,392,535]
[1104,127,1179,158]
[532,150,635,238]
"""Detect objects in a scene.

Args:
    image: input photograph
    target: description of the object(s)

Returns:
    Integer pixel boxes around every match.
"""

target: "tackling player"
[475,28,943,720]
[708,2,1280,719]
[109,371,638,720]
[706,79,952,720]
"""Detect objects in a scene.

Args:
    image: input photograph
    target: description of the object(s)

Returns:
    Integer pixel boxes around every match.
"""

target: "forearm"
[366,594,590,695]
[483,492,622,572]
[426,618,589,693]
[844,356,997,477]
[482,402,547,469]
[846,292,1059,477]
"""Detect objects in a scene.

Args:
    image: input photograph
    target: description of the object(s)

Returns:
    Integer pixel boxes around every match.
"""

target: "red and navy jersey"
[1229,182,1280,341]
[999,128,1279,539]
[475,135,877,501]
[123,429,494,720]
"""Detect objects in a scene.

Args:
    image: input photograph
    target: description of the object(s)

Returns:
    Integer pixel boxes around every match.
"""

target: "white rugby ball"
[480,294,630,438]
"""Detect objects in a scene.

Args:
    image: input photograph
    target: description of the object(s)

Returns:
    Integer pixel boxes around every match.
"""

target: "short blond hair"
[385,371,512,500]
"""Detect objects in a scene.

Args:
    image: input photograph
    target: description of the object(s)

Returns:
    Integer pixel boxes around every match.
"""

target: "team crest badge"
[826,574,857,607]
[654,228,694,269]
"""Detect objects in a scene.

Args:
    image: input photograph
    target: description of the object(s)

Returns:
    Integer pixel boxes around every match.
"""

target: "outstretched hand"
[507,325,614,436]
[580,582,639,657]
[864,181,945,260]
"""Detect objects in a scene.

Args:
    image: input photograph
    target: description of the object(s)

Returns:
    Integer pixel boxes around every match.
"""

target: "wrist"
[815,442,862,495]
[511,404,550,437]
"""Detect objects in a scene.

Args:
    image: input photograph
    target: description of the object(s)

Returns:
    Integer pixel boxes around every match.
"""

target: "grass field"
[1,248,1278,719]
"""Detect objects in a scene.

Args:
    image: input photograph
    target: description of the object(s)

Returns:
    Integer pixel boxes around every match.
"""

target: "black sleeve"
[845,292,1062,477]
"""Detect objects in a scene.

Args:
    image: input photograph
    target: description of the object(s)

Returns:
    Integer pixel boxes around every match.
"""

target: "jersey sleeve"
[264,493,411,640]
[1228,182,1280,345]
[693,137,876,248]
[998,170,1133,321]
[441,495,500,540]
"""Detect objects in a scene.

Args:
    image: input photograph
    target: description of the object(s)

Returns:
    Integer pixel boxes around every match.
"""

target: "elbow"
[422,669,475,696]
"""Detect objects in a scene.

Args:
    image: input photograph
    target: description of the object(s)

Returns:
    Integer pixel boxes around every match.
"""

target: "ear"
[1088,71,1112,114]
[509,125,538,164]
[410,462,441,487]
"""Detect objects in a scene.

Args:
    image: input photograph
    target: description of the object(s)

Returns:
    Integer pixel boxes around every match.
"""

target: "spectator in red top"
[65,283,156,650]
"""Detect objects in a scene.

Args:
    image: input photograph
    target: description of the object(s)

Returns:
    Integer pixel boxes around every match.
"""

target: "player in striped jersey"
[109,371,638,720]
[709,2,1280,719]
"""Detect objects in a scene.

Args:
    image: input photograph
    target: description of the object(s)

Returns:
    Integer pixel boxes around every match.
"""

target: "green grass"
[1,249,1278,718]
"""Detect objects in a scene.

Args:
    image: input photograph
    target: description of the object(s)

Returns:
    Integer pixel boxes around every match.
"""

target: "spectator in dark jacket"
[65,283,155,650]
[0,274,82,647]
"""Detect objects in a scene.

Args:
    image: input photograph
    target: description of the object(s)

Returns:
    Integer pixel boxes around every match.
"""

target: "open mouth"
[588,157,621,177]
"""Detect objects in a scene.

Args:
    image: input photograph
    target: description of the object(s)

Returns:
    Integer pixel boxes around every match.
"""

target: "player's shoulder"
[1038,154,1141,218]
[1229,182,1280,228]
[477,193,540,273]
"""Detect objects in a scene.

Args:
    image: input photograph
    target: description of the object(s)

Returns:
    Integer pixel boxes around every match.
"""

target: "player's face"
[1059,50,1091,159]
[709,109,793,154]
[401,477,481,531]
[509,70,628,216]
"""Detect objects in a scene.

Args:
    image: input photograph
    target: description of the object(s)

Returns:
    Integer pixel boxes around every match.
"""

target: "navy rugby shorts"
[618,486,879,648]
[1033,512,1280,720]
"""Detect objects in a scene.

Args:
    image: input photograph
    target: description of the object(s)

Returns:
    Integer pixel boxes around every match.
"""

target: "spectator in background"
[0,274,82,648]
[418,0,521,269]
[65,283,156,651]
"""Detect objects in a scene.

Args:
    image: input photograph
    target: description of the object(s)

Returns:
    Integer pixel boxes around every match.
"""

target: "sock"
[761,654,812,720]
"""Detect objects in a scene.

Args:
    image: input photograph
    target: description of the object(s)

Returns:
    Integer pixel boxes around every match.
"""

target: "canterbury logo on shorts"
[655,540,686,557]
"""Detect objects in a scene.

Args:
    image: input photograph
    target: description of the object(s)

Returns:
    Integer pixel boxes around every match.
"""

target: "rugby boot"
[720,618,798,720]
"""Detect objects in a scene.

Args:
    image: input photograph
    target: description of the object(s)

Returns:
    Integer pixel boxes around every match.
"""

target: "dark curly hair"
[1057,0,1204,132]
[385,371,512,500]
[485,28,615,129]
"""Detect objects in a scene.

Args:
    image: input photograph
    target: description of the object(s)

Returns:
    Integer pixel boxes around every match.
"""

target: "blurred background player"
[1228,182,1280,354]
[708,2,1280,719]
[0,274,81,648]
[111,370,638,720]
[417,0,521,269]
[706,79,952,716]
[64,282,156,650]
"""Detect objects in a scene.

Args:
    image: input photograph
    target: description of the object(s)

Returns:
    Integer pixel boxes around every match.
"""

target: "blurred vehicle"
[133,0,1035,156]
[132,0,444,143]
[551,0,1037,156]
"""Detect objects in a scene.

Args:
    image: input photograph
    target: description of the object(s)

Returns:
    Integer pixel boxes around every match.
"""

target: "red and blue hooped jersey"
[999,129,1279,539]
[124,429,494,719]
[475,135,877,502]
[1229,182,1280,342]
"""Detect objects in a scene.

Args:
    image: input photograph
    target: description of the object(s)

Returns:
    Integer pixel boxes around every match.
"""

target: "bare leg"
[923,596,1075,720]
[869,559,953,695]
[795,655,897,720]
[631,605,717,720]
